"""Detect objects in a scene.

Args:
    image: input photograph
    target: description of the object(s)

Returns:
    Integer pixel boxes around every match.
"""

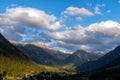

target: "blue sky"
[0,0,120,52]
[0,0,120,26]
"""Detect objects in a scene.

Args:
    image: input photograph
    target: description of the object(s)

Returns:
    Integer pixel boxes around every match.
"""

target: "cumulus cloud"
[43,25,88,44]
[88,20,120,36]
[43,20,120,52]
[0,6,120,53]
[64,6,94,16]
[0,7,63,41]
[0,7,63,30]
[62,6,94,22]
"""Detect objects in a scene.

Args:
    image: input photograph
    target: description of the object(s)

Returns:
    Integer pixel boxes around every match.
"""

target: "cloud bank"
[0,7,63,41]
[43,20,120,52]
[0,6,120,53]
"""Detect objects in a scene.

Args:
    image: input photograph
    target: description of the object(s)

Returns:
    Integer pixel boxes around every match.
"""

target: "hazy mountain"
[62,50,100,67]
[76,45,120,72]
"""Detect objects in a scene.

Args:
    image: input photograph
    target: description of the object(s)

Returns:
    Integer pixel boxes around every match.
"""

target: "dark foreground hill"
[76,45,120,72]
[0,33,64,79]
[74,46,120,80]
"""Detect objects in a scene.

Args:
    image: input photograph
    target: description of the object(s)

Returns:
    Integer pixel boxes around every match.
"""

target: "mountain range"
[10,40,101,69]
[1,32,120,79]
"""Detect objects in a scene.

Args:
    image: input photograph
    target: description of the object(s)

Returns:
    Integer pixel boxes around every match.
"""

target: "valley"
[0,32,120,80]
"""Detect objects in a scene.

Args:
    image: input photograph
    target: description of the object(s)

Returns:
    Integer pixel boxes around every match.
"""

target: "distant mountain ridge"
[62,49,100,67]
[10,41,70,60]
[10,40,101,69]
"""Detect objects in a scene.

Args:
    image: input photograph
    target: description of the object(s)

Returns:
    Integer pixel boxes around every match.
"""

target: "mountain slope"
[16,44,60,65]
[44,48,69,60]
[10,42,70,66]
[0,33,64,78]
[0,33,48,75]
[0,34,28,59]
[76,46,120,72]
[62,50,100,68]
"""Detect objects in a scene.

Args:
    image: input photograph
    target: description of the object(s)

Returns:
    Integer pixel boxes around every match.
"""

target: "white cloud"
[0,15,18,26]
[62,6,93,23]
[88,20,120,37]
[44,20,120,52]
[44,25,88,44]
[0,26,25,41]
[0,7,64,42]
[0,7,62,30]
[94,4,105,15]
[0,6,120,53]
[49,21,63,30]
[64,6,94,16]
[94,6,102,15]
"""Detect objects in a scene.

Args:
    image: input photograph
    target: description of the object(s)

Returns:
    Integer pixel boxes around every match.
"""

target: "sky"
[0,0,120,53]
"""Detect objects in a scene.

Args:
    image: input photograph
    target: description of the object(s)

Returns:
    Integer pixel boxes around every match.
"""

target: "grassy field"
[0,53,66,79]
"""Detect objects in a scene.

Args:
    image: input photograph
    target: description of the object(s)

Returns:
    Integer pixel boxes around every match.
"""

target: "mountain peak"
[75,49,90,54]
